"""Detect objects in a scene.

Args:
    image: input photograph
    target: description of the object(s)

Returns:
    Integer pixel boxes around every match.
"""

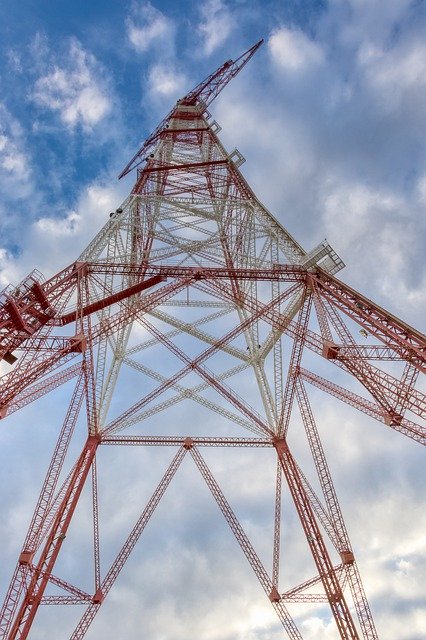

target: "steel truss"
[0,40,424,639]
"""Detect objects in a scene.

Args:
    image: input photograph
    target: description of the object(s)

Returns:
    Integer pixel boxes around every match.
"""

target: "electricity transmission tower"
[0,40,425,640]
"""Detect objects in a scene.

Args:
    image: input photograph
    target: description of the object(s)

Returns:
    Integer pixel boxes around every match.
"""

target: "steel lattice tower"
[0,41,424,639]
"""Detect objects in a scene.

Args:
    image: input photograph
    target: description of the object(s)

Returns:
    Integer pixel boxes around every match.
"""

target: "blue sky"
[0,1,425,639]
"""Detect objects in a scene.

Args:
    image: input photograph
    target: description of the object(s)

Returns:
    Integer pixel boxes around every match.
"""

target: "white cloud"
[268,27,325,72]
[36,210,80,236]
[417,173,426,205]
[359,38,426,112]
[6,49,23,74]
[0,247,14,290]
[0,104,32,195]
[197,0,234,56]
[322,182,401,251]
[33,183,124,269]
[333,0,414,50]
[301,616,335,640]
[126,1,173,53]
[320,179,426,318]
[0,182,125,289]
[147,63,186,98]
[32,39,111,130]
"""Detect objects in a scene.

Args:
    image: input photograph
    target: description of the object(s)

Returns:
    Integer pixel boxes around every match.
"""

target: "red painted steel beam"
[299,367,426,445]
[139,159,228,174]
[183,39,263,107]
[101,436,272,447]
[190,446,303,639]
[281,564,345,600]
[159,126,210,135]
[277,290,312,437]
[69,447,187,639]
[129,284,305,439]
[0,278,189,415]
[7,362,81,415]
[295,378,378,638]
[101,282,302,439]
[58,274,165,326]
[0,263,307,362]
[310,270,426,372]
[81,263,306,280]
[118,40,263,178]
[275,438,360,639]
[7,435,100,639]
[205,278,426,423]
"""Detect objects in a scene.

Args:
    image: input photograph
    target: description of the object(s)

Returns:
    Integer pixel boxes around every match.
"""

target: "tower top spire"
[182,38,263,108]
[118,39,263,179]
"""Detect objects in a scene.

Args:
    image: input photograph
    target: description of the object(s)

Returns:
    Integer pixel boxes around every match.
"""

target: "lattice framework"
[0,40,424,640]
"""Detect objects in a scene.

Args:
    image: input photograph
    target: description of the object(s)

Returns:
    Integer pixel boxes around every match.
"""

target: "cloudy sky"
[0,1,425,639]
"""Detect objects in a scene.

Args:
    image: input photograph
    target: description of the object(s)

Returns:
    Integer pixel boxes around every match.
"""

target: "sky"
[0,1,425,639]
